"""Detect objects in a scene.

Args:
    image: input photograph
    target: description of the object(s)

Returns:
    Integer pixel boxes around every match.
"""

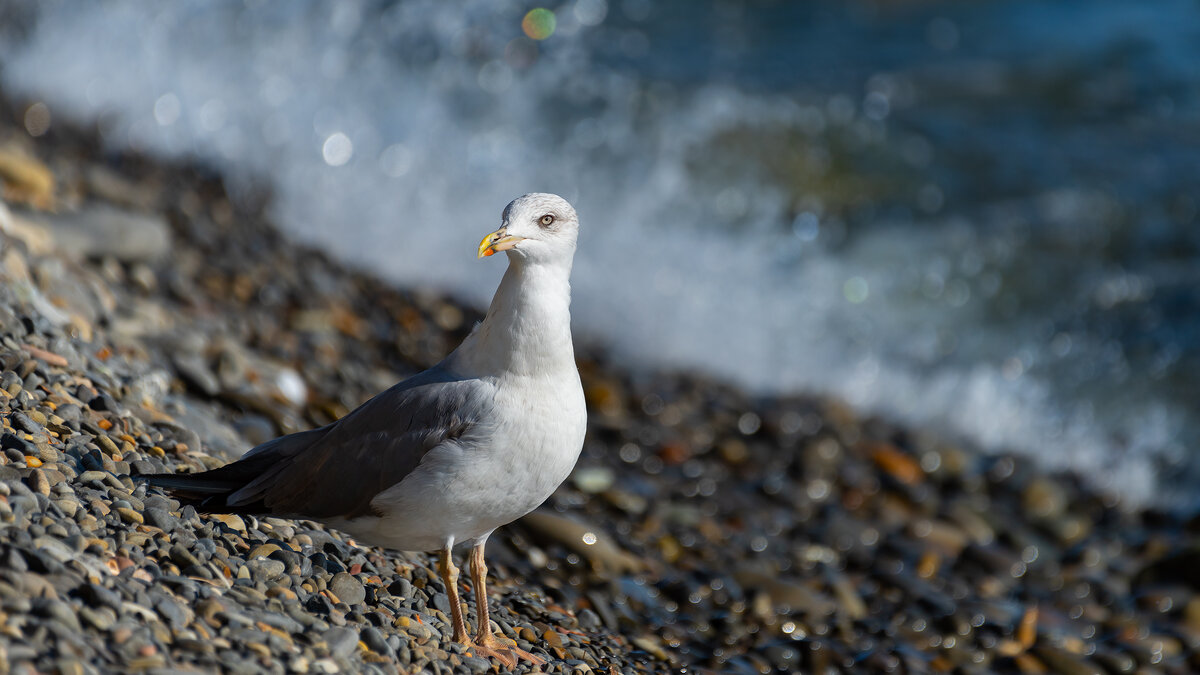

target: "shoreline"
[0,96,1195,673]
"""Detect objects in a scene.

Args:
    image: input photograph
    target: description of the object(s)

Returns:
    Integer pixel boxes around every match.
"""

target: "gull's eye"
[539,214,555,227]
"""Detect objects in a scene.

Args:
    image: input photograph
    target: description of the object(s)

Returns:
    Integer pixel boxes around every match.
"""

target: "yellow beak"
[477,228,526,258]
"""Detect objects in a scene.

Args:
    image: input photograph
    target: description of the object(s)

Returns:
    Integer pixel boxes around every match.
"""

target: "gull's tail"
[138,426,329,515]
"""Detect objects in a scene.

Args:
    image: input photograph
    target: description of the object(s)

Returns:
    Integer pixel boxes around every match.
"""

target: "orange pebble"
[1017,605,1038,649]
[870,443,923,485]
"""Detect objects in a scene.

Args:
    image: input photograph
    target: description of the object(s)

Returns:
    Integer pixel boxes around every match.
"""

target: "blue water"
[2,0,1198,508]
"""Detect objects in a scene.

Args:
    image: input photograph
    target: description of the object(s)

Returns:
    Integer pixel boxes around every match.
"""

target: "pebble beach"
[0,96,1197,675]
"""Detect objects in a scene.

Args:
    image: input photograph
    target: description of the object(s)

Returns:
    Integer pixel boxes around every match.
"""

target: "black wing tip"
[139,472,278,516]
[138,472,243,493]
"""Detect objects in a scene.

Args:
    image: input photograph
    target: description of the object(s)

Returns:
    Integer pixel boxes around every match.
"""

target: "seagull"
[144,193,587,667]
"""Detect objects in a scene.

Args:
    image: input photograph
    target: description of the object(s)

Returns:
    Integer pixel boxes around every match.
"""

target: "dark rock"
[268,548,305,574]
[11,412,47,436]
[309,551,345,574]
[360,625,392,657]
[1134,547,1200,590]
[388,578,413,599]
[88,394,121,412]
[0,432,34,455]
[305,593,335,615]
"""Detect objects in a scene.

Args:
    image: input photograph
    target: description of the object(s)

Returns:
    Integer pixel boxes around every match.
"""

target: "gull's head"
[478,193,579,266]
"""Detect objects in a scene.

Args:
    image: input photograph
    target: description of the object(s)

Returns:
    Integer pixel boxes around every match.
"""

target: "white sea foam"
[2,0,1187,506]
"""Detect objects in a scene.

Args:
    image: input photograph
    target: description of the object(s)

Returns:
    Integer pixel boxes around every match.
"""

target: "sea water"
[1,0,1197,508]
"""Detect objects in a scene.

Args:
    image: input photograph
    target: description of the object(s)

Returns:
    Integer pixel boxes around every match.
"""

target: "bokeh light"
[522,8,556,40]
[322,132,353,166]
[22,102,50,136]
[843,277,869,304]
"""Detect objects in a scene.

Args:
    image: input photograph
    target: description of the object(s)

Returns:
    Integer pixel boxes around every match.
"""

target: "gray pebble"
[78,605,116,630]
[169,543,202,568]
[430,590,450,614]
[246,558,287,582]
[31,537,74,564]
[461,656,492,674]
[259,611,304,634]
[324,625,359,658]
[11,412,47,436]
[32,598,81,632]
[329,572,365,606]
[172,353,221,396]
[577,608,602,630]
[388,577,413,600]
[143,506,175,531]
[153,596,192,629]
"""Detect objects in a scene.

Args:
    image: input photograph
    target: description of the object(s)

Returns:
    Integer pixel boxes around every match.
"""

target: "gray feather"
[142,364,495,519]
[229,364,494,518]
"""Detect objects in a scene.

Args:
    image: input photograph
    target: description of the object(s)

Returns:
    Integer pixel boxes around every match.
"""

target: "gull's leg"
[437,544,471,645]
[470,542,545,666]
[438,543,517,668]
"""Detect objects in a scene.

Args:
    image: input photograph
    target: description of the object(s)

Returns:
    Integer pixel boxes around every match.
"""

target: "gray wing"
[225,365,495,519]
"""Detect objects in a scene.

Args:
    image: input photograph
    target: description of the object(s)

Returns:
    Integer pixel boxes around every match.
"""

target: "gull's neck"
[450,256,575,378]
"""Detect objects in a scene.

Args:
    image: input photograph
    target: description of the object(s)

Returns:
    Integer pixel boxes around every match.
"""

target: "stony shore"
[0,97,1196,674]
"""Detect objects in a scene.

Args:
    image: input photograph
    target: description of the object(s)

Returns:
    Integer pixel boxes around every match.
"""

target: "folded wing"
[141,365,494,519]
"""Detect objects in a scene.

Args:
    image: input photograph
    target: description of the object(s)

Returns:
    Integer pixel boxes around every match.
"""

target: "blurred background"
[0,0,1196,508]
